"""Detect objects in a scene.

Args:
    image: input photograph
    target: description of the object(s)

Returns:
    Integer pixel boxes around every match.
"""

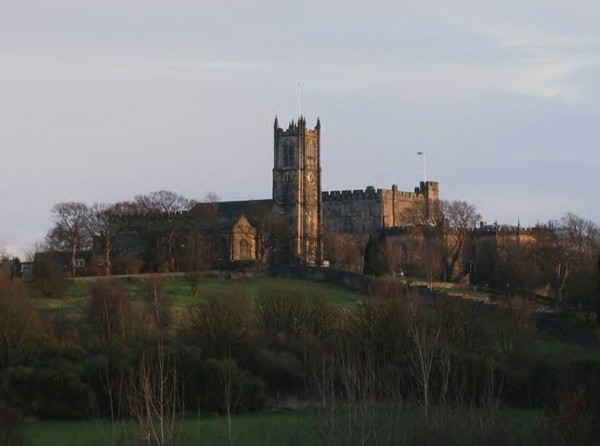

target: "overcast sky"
[1,0,599,256]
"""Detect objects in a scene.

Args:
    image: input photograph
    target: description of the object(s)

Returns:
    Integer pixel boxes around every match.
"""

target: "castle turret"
[420,181,439,201]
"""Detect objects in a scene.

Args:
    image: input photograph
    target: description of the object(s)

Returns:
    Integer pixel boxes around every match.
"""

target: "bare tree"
[204,190,220,208]
[403,199,480,282]
[382,238,407,277]
[23,240,49,263]
[135,191,193,272]
[0,243,8,262]
[249,201,273,262]
[401,230,444,288]
[187,193,221,265]
[204,191,221,263]
[408,294,441,425]
[440,200,481,281]
[538,213,600,306]
[181,234,211,297]
[124,275,181,445]
[87,203,121,275]
[323,232,365,272]
[46,202,90,278]
[127,342,181,446]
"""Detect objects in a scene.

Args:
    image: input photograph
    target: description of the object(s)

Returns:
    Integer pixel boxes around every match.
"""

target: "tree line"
[41,191,199,278]
[1,273,599,444]
[11,192,600,313]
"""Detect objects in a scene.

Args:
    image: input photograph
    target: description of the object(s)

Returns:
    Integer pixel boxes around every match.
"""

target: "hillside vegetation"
[1,272,599,445]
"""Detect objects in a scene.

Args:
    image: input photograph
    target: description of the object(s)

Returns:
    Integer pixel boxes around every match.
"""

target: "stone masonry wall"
[323,181,439,235]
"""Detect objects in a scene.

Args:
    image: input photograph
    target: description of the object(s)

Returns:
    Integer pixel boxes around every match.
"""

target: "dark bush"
[184,289,253,358]
[534,387,600,446]
[30,252,67,297]
[0,272,46,369]
[0,405,24,446]
[363,235,388,276]
[255,281,334,341]
[251,348,305,396]
[202,358,266,413]
[87,281,132,348]
[0,342,91,420]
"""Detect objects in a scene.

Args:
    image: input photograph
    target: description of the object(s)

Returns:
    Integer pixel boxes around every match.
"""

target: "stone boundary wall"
[270,266,454,304]
[270,265,376,293]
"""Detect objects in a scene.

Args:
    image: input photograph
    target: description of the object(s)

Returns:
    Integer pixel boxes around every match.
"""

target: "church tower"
[272,116,322,265]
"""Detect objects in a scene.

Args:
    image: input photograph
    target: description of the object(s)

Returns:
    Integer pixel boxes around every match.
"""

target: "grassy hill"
[31,275,361,322]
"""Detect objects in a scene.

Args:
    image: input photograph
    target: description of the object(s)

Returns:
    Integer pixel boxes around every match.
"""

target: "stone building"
[201,115,439,266]
[469,223,542,287]
[104,115,440,270]
[272,117,323,265]
[322,182,439,235]
[238,116,439,265]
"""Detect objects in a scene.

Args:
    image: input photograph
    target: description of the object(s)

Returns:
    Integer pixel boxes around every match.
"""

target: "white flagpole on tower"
[298,83,302,118]
[417,151,427,182]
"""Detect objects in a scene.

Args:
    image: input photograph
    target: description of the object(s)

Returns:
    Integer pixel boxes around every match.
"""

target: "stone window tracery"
[239,238,250,259]
[307,139,316,159]
[282,140,295,166]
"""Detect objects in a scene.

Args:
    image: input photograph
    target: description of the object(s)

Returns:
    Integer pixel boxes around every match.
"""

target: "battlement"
[382,187,424,201]
[322,186,383,201]
[274,115,320,136]
[322,184,430,202]
[474,224,549,236]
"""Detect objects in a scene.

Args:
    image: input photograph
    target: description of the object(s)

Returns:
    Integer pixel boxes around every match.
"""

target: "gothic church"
[203,115,439,266]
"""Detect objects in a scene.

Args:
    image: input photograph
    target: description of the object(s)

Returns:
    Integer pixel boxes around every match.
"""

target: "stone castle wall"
[322,181,439,234]
[322,187,383,234]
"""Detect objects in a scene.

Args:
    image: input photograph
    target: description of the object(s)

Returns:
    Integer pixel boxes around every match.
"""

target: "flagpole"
[417,151,427,182]
[298,83,302,118]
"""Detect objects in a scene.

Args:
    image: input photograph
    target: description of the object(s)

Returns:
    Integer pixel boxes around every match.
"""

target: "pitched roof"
[191,199,273,229]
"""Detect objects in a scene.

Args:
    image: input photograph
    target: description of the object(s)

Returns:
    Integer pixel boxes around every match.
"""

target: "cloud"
[507,55,595,100]
[479,22,587,51]
[441,8,600,102]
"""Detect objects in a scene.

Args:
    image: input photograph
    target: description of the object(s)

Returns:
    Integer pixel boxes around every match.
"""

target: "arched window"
[283,141,294,166]
[307,140,316,159]
[239,239,250,259]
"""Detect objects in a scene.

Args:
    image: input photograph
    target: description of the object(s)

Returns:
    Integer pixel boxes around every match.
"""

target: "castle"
[191,116,440,266]
[103,115,440,272]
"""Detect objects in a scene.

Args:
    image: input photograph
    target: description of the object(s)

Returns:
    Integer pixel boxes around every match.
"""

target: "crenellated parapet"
[274,116,320,137]
[322,183,433,202]
[321,180,440,234]
[382,189,424,201]
[474,224,550,236]
[322,186,382,201]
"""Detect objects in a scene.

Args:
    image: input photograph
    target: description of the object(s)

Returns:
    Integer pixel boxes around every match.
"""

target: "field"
[21,408,542,446]
[22,410,319,446]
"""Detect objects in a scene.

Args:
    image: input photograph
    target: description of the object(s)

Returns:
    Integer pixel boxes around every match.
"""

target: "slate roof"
[191,199,273,229]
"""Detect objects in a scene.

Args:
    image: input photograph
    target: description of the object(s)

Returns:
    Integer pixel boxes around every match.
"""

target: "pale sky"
[1,0,599,256]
